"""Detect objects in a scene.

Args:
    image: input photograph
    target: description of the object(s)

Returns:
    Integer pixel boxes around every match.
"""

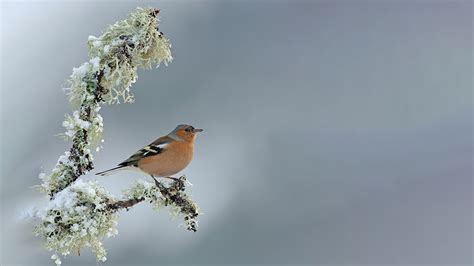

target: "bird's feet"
[150,175,180,186]
[164,176,180,182]
[150,175,160,187]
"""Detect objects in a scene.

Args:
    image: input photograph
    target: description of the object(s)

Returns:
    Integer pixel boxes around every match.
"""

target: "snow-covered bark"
[29,8,199,265]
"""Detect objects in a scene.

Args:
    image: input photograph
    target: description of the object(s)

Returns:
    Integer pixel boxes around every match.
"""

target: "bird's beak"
[193,128,203,133]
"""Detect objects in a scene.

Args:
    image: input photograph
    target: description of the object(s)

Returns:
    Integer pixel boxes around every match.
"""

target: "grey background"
[0,0,472,265]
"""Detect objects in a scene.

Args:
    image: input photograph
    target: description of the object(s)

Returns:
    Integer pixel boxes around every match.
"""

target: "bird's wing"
[118,136,173,167]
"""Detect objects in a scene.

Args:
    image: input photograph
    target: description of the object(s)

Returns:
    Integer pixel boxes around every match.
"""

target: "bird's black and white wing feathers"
[96,136,173,176]
[118,136,173,167]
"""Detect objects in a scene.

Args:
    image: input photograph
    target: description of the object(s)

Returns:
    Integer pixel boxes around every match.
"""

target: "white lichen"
[86,7,172,104]
[32,180,119,262]
[124,178,200,231]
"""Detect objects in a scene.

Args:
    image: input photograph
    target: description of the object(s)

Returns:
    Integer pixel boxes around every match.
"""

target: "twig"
[108,197,145,210]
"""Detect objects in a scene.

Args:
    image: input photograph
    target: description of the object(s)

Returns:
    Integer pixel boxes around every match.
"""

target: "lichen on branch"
[31,177,199,264]
[32,180,119,263]
[112,176,200,232]
[40,7,172,198]
[30,7,199,266]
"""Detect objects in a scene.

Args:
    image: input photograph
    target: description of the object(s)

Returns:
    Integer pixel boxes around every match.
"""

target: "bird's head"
[169,124,203,142]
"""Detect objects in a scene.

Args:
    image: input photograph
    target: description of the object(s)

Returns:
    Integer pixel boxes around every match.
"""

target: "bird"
[96,124,203,181]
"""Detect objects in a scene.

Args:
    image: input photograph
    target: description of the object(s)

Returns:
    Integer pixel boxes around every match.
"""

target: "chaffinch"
[96,124,203,180]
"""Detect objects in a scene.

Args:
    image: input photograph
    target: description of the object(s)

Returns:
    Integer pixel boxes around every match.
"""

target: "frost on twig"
[31,180,119,263]
[110,176,199,232]
[30,8,200,265]
[30,177,199,264]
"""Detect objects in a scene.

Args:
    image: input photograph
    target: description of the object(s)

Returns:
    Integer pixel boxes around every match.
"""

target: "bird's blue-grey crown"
[167,124,196,141]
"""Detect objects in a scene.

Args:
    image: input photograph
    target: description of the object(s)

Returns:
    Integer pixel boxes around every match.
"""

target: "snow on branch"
[110,176,199,232]
[29,8,200,265]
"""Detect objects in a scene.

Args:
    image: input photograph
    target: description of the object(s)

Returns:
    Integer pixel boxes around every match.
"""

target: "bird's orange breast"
[137,140,194,177]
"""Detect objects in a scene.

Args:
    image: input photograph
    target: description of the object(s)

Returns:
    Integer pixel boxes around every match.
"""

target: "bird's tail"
[95,166,128,176]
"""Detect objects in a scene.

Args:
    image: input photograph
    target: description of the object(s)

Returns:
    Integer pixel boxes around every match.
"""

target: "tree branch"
[108,197,145,210]
[106,176,199,232]
[32,8,195,265]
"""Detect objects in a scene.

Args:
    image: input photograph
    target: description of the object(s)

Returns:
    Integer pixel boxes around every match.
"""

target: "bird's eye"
[185,128,191,132]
